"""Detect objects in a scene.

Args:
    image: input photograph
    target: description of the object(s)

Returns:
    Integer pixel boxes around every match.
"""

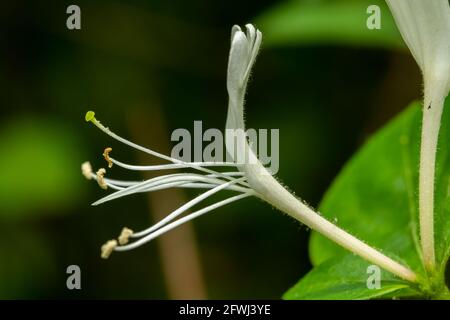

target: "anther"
[103,147,113,168]
[118,227,134,245]
[101,240,117,259]
[96,168,108,190]
[81,161,93,180]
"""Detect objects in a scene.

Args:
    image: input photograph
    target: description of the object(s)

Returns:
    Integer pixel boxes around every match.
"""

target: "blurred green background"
[1,0,422,299]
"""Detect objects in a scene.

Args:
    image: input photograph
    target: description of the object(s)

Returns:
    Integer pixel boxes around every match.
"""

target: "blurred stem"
[127,103,207,299]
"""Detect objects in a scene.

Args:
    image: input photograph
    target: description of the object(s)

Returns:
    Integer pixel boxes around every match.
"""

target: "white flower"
[386,0,450,270]
[386,0,450,104]
[82,24,416,282]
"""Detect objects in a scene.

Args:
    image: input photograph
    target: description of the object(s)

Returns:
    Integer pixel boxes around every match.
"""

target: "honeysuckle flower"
[386,0,450,270]
[82,24,417,282]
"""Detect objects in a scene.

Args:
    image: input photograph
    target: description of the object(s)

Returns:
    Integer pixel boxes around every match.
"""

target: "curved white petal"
[225,24,271,189]
[386,0,450,97]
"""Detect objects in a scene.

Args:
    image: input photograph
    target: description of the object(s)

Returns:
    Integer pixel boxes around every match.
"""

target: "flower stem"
[419,81,446,272]
[288,197,417,282]
[252,173,417,282]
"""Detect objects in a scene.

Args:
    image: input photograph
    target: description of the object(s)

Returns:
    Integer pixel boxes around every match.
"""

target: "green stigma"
[85,111,96,122]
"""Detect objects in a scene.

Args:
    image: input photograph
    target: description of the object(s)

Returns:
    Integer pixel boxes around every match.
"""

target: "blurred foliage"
[0,226,57,299]
[257,0,404,49]
[0,118,85,217]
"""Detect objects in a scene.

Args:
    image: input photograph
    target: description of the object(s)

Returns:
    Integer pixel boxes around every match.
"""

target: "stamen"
[101,239,117,259]
[84,111,250,187]
[110,157,236,171]
[206,172,245,178]
[116,193,251,251]
[136,173,247,192]
[131,177,246,238]
[96,168,108,190]
[140,181,250,193]
[91,174,250,206]
[104,178,140,187]
[103,179,251,194]
[100,176,252,194]
[138,178,250,194]
[108,156,248,189]
[81,161,93,180]
[100,172,244,190]
[90,173,126,191]
[118,227,133,245]
[103,147,113,168]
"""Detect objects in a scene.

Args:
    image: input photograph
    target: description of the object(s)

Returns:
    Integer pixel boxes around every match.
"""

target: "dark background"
[1,0,421,299]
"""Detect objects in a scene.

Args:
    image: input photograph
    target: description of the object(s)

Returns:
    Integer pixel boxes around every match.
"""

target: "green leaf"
[286,99,450,299]
[284,255,414,300]
[256,0,404,49]
[433,100,450,276]
[310,103,424,271]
